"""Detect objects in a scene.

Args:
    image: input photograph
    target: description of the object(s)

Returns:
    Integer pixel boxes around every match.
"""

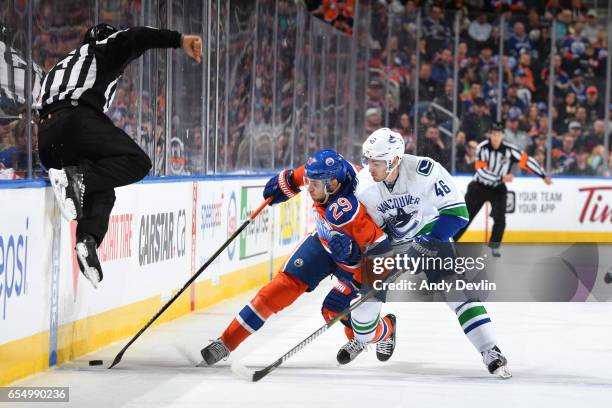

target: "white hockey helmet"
[362,127,405,173]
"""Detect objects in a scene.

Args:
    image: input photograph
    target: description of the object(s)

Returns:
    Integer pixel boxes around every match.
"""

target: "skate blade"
[76,244,100,289]
[493,365,512,379]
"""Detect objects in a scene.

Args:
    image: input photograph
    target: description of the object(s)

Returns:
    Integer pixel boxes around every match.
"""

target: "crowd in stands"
[366,0,611,176]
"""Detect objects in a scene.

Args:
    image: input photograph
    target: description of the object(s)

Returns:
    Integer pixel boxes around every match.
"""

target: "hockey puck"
[88,359,103,366]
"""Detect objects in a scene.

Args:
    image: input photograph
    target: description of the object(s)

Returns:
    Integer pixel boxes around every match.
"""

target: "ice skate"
[482,346,511,379]
[201,338,230,365]
[376,314,396,362]
[337,338,366,365]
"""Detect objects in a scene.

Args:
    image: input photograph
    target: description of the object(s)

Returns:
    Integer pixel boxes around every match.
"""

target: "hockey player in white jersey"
[340,127,511,379]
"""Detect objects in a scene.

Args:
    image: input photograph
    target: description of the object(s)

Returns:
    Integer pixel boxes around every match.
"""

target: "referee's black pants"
[453,181,507,249]
[38,105,152,245]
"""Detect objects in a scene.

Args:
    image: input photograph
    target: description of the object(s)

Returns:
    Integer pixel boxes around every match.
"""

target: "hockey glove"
[263,169,300,205]
[321,275,359,327]
[328,229,362,265]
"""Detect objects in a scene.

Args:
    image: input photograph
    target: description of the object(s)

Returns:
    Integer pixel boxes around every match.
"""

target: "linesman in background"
[35,24,202,288]
[453,122,552,257]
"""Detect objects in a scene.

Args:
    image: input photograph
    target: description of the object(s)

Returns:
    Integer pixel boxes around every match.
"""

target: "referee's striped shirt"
[473,140,546,187]
[35,27,181,114]
[1,41,44,108]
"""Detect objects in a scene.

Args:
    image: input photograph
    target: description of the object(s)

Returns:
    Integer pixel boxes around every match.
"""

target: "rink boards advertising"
[0,175,610,384]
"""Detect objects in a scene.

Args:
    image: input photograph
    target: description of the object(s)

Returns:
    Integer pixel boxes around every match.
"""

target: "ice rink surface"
[6,280,612,408]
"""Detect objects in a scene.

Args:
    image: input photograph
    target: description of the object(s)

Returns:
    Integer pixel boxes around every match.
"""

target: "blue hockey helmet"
[304,149,347,185]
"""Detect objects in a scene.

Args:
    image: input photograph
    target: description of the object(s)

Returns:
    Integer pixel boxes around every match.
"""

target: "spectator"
[583,10,602,44]
[541,54,570,97]
[558,21,589,63]
[395,112,414,154]
[569,69,587,103]
[482,69,503,110]
[468,13,492,46]
[556,91,578,131]
[515,70,532,107]
[583,86,604,122]
[504,114,530,152]
[422,5,451,52]
[432,78,457,123]
[367,79,384,109]
[529,116,555,143]
[588,144,607,175]
[579,42,605,79]
[532,146,546,169]
[419,126,450,169]
[460,50,484,84]
[592,30,608,58]
[574,106,589,131]
[479,46,497,74]
[554,9,573,39]
[527,133,547,157]
[461,97,491,142]
[567,148,595,175]
[366,107,383,134]
[526,104,541,130]
[568,120,585,148]
[456,42,468,68]
[461,81,483,113]
[582,119,610,153]
[504,83,528,115]
[552,133,577,170]
[418,63,437,102]
[506,21,532,59]
[385,91,400,128]
[526,8,543,33]
[431,48,453,85]
[453,130,466,167]
[456,138,477,173]
[516,52,536,92]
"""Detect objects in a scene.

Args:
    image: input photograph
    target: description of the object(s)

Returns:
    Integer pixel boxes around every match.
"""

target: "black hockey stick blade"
[109,197,272,369]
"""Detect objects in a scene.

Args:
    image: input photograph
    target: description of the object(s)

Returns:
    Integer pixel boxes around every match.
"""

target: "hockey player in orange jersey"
[200,149,395,365]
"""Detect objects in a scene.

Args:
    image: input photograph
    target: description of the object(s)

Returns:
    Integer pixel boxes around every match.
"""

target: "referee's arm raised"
[508,145,552,185]
[102,26,202,69]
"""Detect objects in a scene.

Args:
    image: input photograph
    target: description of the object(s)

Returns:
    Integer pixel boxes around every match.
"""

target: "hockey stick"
[231,265,407,382]
[109,196,273,369]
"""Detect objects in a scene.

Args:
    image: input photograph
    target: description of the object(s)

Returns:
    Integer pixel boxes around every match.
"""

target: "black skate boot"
[376,314,396,362]
[201,339,230,365]
[75,233,103,288]
[337,338,366,365]
[482,346,511,379]
[49,166,85,221]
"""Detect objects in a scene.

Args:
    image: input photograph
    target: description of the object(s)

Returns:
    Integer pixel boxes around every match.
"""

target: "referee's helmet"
[83,23,118,44]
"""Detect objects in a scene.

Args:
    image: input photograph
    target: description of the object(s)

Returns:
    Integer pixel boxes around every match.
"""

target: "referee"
[35,24,202,288]
[453,122,552,257]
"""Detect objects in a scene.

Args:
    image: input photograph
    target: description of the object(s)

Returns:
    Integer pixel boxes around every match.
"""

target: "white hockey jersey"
[355,154,468,243]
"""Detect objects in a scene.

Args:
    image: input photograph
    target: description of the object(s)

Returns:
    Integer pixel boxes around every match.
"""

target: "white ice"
[6,280,612,408]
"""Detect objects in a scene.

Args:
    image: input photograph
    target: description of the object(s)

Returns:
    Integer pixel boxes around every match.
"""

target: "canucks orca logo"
[389,135,397,143]
[393,208,417,228]
[417,159,433,176]
[325,157,335,166]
